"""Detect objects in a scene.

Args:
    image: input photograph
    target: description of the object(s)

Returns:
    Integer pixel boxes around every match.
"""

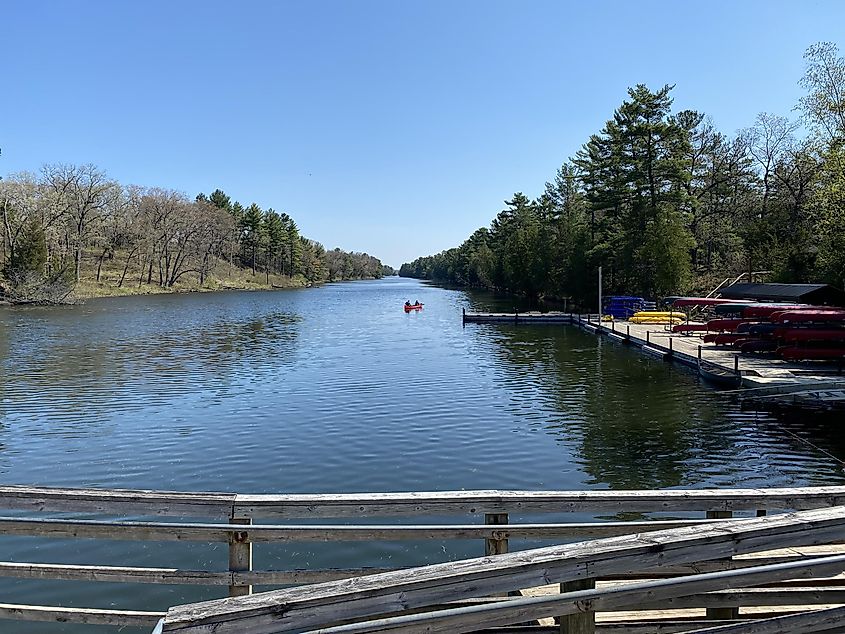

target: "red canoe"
[672,324,709,333]
[713,333,750,345]
[404,303,424,312]
[741,304,808,319]
[780,329,845,343]
[772,310,845,323]
[706,318,752,332]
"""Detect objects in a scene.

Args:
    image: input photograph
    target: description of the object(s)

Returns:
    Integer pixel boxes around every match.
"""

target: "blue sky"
[2,1,844,268]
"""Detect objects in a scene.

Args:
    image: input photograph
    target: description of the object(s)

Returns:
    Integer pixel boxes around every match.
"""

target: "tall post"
[228,517,253,597]
[597,266,603,322]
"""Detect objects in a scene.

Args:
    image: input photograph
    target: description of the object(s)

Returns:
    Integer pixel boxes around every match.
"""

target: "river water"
[1,277,843,632]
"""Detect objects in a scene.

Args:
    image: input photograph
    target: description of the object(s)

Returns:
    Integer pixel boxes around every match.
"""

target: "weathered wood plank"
[0,561,232,585]
[0,561,401,585]
[2,485,845,519]
[634,587,845,609]
[159,507,845,633]
[298,555,845,633]
[0,485,235,518]
[0,602,164,626]
[684,605,845,632]
[231,487,845,518]
[0,517,746,543]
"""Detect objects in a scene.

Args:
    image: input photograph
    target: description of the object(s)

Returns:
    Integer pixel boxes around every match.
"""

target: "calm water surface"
[1,277,843,632]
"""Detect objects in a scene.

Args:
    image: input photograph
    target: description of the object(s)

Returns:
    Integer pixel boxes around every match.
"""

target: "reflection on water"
[0,279,844,632]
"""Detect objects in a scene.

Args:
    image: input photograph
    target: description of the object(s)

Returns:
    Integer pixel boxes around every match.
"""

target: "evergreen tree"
[242,203,264,275]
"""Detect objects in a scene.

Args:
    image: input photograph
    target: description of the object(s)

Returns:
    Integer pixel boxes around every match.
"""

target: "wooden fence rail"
[0,484,845,632]
[157,506,845,633]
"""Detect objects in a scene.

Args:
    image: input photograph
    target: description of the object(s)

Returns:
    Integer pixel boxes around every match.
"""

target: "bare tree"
[41,164,121,282]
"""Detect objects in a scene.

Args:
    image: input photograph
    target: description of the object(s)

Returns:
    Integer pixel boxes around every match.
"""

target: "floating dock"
[463,310,844,391]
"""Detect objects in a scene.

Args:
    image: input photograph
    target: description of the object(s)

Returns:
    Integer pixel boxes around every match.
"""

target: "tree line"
[1,168,390,302]
[400,42,845,307]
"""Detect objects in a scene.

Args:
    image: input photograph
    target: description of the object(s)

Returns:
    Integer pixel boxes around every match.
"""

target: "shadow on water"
[461,286,845,490]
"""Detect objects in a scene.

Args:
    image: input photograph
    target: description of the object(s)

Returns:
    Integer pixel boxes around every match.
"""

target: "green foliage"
[401,54,845,303]
[5,217,47,284]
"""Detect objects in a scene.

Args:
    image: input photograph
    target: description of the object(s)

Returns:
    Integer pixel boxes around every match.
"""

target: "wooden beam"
[231,487,845,519]
[684,605,845,632]
[280,554,845,633]
[0,603,164,626]
[0,485,234,518]
[0,517,746,543]
[3,485,845,519]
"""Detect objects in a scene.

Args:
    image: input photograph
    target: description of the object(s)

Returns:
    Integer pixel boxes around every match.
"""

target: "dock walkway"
[463,310,843,387]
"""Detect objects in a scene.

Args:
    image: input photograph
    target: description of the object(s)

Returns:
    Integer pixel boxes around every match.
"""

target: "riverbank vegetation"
[1,172,391,304]
[400,42,845,307]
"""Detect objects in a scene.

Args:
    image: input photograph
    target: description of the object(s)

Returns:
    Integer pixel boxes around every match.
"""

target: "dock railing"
[2,485,845,631]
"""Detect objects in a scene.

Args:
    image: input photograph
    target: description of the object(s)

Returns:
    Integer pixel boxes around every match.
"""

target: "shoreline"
[1,275,390,306]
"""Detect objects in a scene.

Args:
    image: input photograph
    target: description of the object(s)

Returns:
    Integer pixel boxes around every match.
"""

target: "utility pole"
[598,266,603,321]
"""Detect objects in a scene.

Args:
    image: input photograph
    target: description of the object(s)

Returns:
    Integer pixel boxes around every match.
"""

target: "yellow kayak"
[629,316,685,324]
[631,311,687,319]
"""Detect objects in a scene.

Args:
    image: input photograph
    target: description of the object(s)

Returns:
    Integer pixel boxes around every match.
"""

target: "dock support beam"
[484,513,509,556]
[704,510,739,621]
[228,517,253,597]
[560,578,596,633]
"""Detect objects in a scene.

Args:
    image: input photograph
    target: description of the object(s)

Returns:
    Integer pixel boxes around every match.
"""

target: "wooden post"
[229,517,253,597]
[668,337,673,356]
[626,325,630,341]
[462,307,466,325]
[515,310,519,324]
[734,356,740,375]
[560,578,596,633]
[646,331,650,343]
[484,513,509,556]
[705,510,739,621]
[698,345,702,361]
[485,513,509,599]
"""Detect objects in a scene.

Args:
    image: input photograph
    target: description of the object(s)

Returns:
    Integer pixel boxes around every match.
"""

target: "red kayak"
[706,318,752,332]
[780,329,845,343]
[741,304,808,319]
[404,303,424,312]
[672,324,709,333]
[713,333,750,345]
[772,309,845,323]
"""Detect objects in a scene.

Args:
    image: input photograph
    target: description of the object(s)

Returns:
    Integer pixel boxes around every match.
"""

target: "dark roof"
[719,283,845,306]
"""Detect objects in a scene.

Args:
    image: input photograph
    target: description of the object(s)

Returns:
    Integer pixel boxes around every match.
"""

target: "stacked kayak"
[684,303,845,360]
[604,296,655,319]
[628,311,686,325]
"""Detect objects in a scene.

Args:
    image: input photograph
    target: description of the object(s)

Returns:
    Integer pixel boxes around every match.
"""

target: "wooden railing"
[1,485,845,631]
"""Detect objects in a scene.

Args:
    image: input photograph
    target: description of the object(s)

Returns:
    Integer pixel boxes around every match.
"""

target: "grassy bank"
[71,253,310,300]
